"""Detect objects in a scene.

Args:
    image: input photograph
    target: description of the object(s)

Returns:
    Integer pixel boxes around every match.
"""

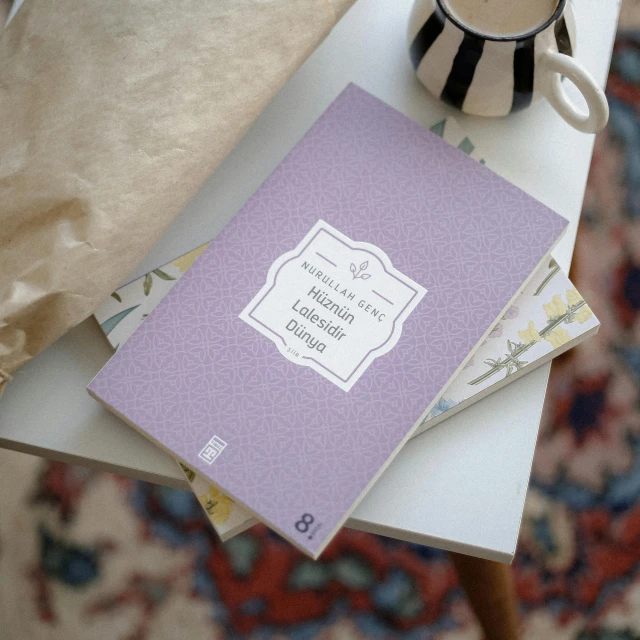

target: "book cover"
[88,84,568,557]
[93,115,488,541]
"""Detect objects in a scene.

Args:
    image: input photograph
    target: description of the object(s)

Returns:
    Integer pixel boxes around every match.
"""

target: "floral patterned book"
[415,257,599,436]
[93,112,592,545]
[88,84,567,558]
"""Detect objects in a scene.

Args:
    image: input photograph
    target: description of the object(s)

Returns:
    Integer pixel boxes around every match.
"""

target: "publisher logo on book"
[198,436,227,464]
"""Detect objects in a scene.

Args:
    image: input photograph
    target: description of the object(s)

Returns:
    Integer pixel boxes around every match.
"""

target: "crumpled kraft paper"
[0,0,354,396]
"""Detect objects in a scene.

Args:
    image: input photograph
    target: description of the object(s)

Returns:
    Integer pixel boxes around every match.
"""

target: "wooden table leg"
[449,552,520,640]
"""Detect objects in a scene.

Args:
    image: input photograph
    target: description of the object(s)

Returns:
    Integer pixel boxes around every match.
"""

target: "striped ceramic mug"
[408,0,609,133]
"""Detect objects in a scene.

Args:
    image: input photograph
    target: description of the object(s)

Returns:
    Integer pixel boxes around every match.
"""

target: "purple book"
[88,84,567,558]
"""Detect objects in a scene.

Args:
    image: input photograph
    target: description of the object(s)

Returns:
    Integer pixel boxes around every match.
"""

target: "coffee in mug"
[442,0,559,38]
[408,0,609,133]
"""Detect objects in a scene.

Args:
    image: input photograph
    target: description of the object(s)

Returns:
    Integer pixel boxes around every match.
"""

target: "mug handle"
[538,49,609,134]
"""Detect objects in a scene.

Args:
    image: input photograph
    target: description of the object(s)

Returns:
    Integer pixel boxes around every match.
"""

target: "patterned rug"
[1,22,640,640]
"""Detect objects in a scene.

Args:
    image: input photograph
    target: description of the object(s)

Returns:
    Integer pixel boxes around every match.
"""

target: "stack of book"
[89,85,599,558]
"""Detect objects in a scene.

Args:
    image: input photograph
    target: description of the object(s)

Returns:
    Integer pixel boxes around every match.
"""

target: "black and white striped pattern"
[408,0,575,117]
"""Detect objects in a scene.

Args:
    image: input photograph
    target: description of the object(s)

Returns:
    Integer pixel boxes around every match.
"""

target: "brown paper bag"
[0,0,353,395]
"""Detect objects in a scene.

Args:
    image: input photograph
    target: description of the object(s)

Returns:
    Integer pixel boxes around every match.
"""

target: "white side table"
[0,0,621,562]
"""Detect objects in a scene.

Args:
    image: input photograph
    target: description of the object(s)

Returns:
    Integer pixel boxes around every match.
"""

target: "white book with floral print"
[93,117,598,542]
[414,258,599,437]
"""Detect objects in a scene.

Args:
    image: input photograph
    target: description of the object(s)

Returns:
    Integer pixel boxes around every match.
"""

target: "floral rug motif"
[1,26,640,640]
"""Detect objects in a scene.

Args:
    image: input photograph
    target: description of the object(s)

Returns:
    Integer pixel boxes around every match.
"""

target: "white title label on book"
[239,220,426,391]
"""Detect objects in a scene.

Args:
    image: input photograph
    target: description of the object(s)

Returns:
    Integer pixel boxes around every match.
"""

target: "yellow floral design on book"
[468,274,598,386]
[545,327,572,349]
[575,306,594,324]
[197,486,233,525]
[518,321,542,345]
[566,288,594,323]
[543,294,568,319]
[566,288,583,306]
